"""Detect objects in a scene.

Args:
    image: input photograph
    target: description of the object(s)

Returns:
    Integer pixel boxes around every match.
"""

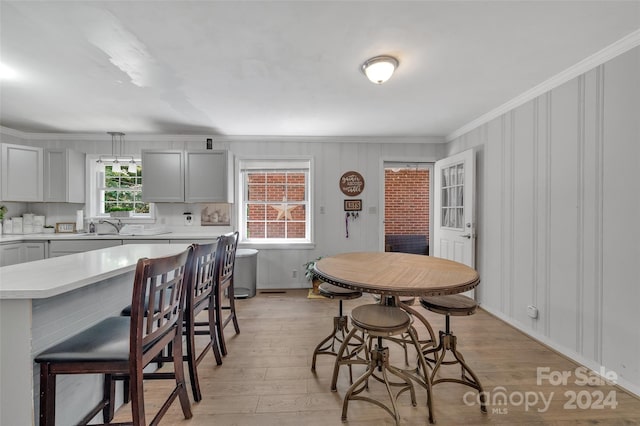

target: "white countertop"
[0,230,224,243]
[0,244,190,299]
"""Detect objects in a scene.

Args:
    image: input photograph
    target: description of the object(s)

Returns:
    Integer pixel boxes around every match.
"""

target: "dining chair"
[35,247,194,426]
[420,294,486,413]
[214,231,240,356]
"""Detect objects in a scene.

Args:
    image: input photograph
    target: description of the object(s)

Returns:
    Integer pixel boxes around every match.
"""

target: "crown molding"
[0,126,27,138]
[447,29,640,142]
[0,127,445,145]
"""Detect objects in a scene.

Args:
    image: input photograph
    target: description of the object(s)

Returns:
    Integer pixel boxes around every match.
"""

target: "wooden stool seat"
[350,304,411,336]
[319,282,362,299]
[311,282,363,374]
[420,294,486,414]
[333,304,434,425]
[420,294,477,316]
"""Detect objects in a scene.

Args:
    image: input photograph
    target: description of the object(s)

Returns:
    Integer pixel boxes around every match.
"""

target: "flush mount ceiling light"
[361,55,399,84]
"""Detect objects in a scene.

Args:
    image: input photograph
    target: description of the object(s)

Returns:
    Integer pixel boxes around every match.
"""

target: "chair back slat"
[130,247,193,356]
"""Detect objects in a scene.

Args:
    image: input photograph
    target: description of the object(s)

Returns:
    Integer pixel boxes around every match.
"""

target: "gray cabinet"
[23,242,46,262]
[0,143,43,202]
[185,150,230,202]
[48,240,121,258]
[141,150,184,202]
[0,243,21,266]
[44,148,85,203]
[0,242,45,266]
[142,149,232,203]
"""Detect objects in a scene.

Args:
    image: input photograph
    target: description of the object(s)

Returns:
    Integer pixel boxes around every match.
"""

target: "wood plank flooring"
[113,289,640,425]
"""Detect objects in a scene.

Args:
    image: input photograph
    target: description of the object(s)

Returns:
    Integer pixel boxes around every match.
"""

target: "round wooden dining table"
[313,251,480,297]
[313,251,481,424]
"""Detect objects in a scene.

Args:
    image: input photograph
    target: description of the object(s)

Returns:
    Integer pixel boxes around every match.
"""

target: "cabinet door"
[44,149,85,203]
[0,243,22,267]
[185,150,227,202]
[141,150,184,202]
[23,242,46,262]
[1,143,43,202]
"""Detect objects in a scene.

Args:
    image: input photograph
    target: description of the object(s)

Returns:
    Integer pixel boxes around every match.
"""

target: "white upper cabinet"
[142,149,232,203]
[0,143,43,202]
[141,150,185,202]
[44,148,85,203]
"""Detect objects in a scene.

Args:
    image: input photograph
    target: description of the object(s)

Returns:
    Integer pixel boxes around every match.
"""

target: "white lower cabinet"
[0,242,46,266]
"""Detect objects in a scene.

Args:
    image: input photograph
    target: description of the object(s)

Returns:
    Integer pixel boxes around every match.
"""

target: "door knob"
[460,233,472,239]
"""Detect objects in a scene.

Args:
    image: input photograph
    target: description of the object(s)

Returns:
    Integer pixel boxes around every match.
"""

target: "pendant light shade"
[362,55,399,84]
[127,160,137,174]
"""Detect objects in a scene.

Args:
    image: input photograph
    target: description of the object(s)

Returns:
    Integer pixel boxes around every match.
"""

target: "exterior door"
[433,149,475,268]
[382,161,433,255]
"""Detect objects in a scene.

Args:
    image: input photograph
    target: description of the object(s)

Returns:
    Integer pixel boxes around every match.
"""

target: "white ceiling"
[1,1,638,138]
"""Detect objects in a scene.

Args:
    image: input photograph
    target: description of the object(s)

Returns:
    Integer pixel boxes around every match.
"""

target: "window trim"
[237,156,314,247]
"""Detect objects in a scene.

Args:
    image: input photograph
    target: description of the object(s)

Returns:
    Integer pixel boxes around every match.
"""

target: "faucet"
[98,219,123,234]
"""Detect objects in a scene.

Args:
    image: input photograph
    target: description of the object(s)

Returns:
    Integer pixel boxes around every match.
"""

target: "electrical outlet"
[184,212,193,226]
[527,305,538,319]
[292,270,298,278]
[319,206,325,214]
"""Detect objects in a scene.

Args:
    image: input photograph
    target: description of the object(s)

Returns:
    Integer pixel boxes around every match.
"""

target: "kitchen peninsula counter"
[0,243,191,425]
[0,229,225,243]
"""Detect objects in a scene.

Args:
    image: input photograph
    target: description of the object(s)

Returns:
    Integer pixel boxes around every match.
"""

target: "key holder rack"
[344,199,362,238]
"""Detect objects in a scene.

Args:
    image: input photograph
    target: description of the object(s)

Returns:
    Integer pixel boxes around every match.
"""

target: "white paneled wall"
[447,46,640,396]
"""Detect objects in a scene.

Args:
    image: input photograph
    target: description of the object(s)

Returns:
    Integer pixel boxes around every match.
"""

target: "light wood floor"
[113,289,640,425]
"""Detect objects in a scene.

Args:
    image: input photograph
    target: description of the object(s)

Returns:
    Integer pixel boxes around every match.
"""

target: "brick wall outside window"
[384,168,430,254]
[245,171,307,239]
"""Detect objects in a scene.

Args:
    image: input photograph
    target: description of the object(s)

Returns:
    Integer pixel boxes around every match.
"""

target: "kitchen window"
[238,158,313,246]
[87,157,155,220]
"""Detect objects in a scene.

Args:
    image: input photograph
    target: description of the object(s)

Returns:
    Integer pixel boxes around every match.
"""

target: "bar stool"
[121,242,223,402]
[311,282,363,374]
[371,294,438,365]
[182,242,223,400]
[214,231,240,356]
[420,294,487,413]
[35,247,194,426]
[333,304,434,425]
